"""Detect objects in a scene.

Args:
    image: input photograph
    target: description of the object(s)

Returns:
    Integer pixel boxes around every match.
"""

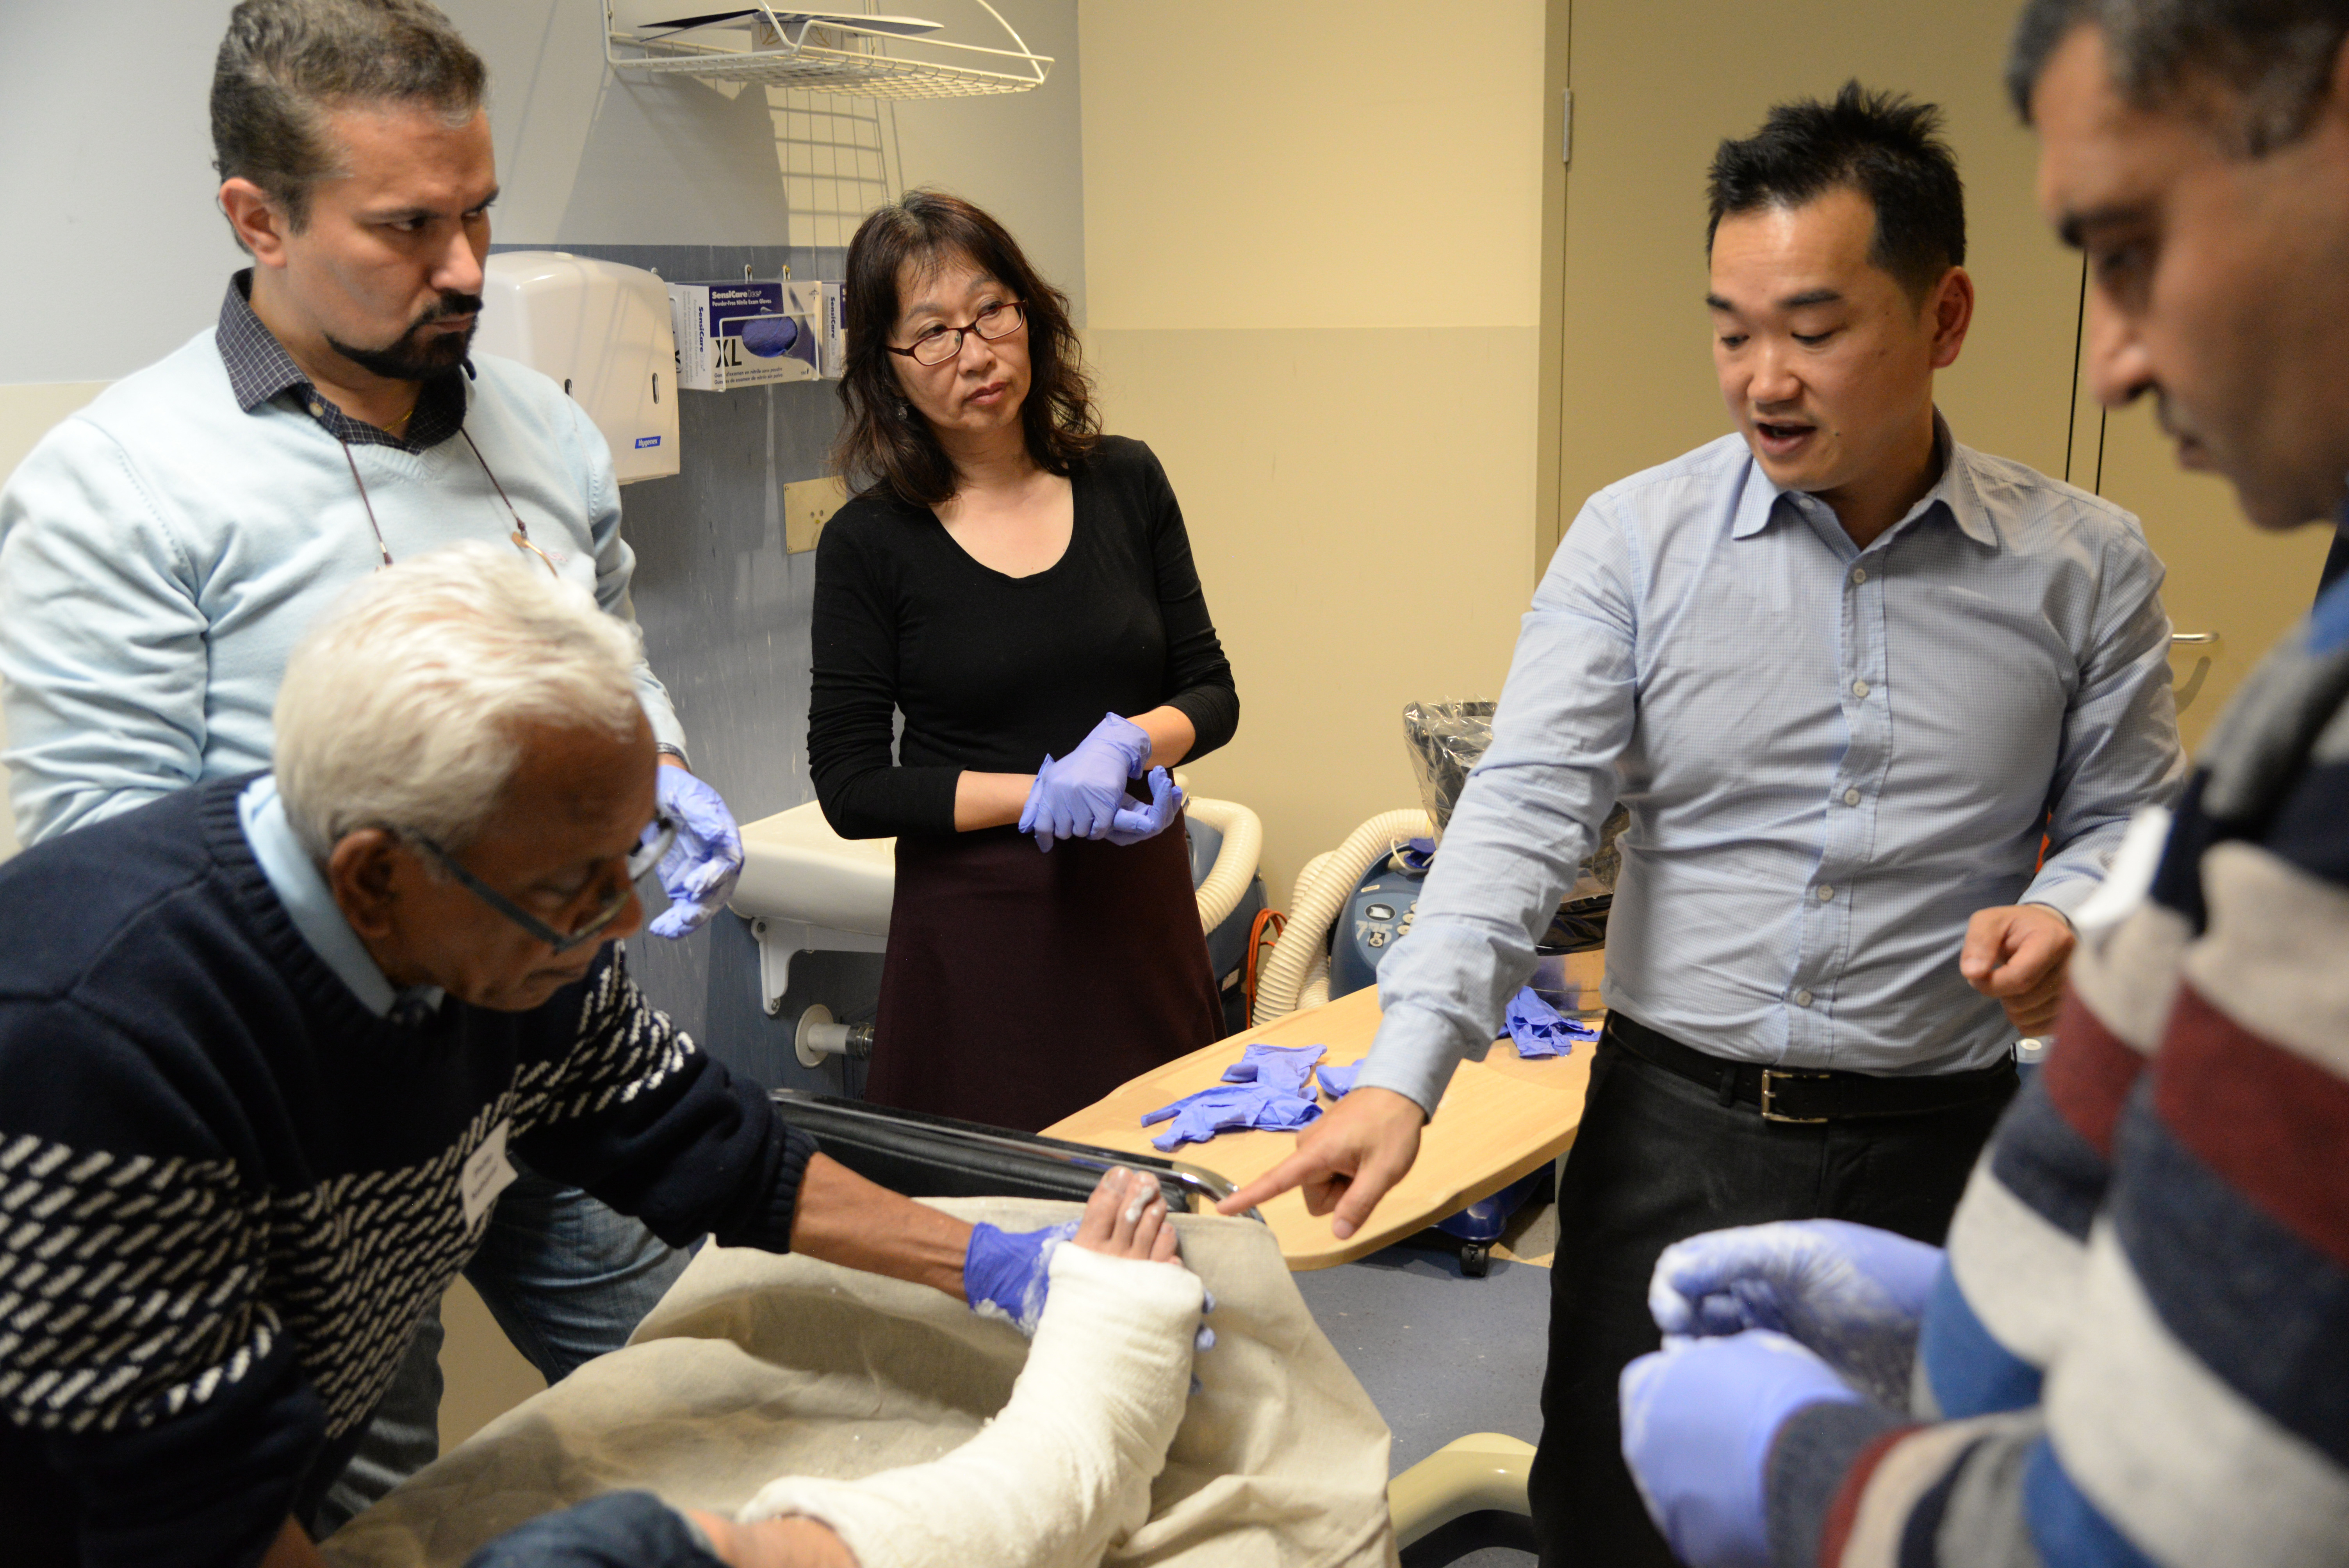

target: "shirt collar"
[214,269,470,452]
[1732,412,1998,550]
[238,773,446,1024]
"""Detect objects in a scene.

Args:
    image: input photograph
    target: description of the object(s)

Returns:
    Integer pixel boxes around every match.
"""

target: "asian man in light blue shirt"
[1225,84,2185,1568]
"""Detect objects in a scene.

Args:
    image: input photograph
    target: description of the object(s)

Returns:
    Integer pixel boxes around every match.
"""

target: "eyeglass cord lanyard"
[334,419,559,577]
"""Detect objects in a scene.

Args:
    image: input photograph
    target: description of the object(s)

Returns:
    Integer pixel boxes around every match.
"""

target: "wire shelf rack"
[604,1,1052,100]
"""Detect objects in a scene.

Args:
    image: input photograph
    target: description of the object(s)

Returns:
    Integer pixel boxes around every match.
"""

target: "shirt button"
[1851,567,1868,584]
[1852,679,1871,698]
[1817,885,1836,902]
[308,401,325,417]
[1843,788,1862,806]
[1794,989,1814,1007]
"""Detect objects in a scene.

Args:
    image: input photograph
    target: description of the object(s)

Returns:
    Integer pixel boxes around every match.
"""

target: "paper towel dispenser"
[476,251,681,484]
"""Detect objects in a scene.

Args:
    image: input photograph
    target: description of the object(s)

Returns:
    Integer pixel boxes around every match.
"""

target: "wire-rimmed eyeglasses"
[336,423,561,578]
[886,301,1025,367]
[408,811,679,955]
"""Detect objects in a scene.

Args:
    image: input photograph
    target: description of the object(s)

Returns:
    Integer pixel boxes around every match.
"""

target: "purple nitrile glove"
[1221,1042,1326,1097]
[1141,1082,1323,1152]
[1104,766,1185,846]
[1504,985,1599,1058]
[647,766,744,939]
[1620,1331,1864,1568]
[1649,1220,1943,1409]
[1017,712,1152,852]
[963,1218,1081,1335]
[1315,1060,1363,1099]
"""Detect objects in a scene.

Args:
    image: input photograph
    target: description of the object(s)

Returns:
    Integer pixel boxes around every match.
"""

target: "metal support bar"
[750,917,888,1016]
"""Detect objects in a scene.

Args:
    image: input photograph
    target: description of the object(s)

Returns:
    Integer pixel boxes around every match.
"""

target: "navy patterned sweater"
[0,776,815,1567]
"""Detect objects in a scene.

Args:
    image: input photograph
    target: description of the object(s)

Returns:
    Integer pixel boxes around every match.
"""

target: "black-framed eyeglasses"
[887,301,1025,367]
[409,811,680,955]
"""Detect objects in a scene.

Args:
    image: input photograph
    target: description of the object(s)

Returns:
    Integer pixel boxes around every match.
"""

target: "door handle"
[2169,632,2219,646]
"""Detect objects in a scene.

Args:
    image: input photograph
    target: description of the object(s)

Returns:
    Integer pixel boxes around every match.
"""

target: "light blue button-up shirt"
[1358,424,2185,1113]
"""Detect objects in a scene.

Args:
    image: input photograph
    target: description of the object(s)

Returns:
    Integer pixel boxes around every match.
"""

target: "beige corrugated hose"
[1182,795,1262,934]
[1251,809,1432,1025]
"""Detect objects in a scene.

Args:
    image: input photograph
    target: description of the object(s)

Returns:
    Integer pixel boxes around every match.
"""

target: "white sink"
[728,801,896,1014]
[733,800,895,933]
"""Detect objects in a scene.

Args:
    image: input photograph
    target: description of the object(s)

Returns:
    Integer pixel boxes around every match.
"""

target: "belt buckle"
[1759,1068,1834,1124]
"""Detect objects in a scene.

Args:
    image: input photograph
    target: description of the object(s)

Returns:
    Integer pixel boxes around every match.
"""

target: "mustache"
[413,291,485,329]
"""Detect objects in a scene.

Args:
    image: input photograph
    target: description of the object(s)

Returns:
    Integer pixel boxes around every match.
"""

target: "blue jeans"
[463,1490,723,1568]
[312,1164,692,1536]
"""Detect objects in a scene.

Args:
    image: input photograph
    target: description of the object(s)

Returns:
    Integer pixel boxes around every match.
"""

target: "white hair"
[275,542,646,859]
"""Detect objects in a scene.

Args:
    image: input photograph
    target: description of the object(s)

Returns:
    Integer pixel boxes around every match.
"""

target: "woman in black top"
[808,192,1239,1132]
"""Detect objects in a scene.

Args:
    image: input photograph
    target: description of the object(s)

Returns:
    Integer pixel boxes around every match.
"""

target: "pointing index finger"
[1214,1147,1325,1215]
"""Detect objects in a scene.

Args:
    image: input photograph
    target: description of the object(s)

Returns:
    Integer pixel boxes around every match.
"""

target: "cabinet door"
[1547,0,2086,560]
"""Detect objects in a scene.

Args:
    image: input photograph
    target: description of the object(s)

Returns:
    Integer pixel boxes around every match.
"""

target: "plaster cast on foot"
[736,1242,1204,1568]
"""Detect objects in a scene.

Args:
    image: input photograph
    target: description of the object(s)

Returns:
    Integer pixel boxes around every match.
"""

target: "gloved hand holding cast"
[1647,1218,1943,1408]
[1019,712,1153,850]
[964,1217,1083,1335]
[648,765,745,938]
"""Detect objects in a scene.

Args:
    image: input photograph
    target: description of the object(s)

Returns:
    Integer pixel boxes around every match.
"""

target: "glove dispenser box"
[476,251,681,484]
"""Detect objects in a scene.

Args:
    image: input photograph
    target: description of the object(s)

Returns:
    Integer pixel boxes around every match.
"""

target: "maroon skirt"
[863,816,1224,1133]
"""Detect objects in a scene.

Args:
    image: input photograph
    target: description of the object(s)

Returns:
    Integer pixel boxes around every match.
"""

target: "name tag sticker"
[460,1120,519,1230]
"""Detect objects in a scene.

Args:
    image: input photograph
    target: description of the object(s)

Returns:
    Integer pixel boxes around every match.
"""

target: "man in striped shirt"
[1618,4,2349,1565]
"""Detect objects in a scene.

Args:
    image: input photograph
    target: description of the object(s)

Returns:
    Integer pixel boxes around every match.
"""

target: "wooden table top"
[1041,986,1593,1270]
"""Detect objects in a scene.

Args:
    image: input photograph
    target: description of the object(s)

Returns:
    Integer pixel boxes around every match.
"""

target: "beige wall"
[1078,0,1551,902]
[2085,399,2337,749]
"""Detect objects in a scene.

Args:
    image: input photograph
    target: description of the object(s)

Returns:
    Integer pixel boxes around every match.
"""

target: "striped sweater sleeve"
[1768,586,2349,1568]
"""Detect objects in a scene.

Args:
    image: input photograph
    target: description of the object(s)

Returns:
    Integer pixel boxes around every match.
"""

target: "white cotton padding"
[736,1243,1206,1568]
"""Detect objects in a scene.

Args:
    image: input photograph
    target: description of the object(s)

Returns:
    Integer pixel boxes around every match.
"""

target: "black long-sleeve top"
[808,436,1239,839]
[0,776,816,1568]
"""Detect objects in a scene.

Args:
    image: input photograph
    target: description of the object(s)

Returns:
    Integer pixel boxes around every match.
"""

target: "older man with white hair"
[0,546,1078,1568]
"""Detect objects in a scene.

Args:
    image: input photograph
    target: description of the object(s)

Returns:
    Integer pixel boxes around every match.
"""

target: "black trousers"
[1529,1033,2014,1568]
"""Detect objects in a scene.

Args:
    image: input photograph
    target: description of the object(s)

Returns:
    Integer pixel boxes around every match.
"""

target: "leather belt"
[1603,1011,2016,1124]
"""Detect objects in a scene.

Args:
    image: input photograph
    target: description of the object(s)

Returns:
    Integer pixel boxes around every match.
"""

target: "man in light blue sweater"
[0,0,746,1531]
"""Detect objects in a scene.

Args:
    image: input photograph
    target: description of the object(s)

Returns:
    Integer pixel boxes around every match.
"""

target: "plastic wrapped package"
[1401,699,1629,911]
[1401,699,1498,842]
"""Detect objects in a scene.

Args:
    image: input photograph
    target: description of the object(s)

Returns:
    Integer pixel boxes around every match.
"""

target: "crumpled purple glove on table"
[1504,985,1599,1058]
[1220,1042,1326,1096]
[1315,1060,1362,1099]
[1142,1043,1327,1151]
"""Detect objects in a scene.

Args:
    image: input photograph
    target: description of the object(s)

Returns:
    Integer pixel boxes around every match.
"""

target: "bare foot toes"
[1073,1167,1128,1253]
[1113,1173,1160,1254]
